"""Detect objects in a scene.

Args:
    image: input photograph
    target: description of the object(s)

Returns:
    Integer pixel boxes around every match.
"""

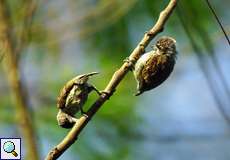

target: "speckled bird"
[134,36,177,96]
[56,72,101,128]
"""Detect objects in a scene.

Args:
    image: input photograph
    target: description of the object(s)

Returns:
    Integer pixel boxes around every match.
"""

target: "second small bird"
[56,72,101,128]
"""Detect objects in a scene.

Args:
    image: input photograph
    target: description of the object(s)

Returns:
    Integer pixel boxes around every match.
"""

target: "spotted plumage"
[134,36,177,96]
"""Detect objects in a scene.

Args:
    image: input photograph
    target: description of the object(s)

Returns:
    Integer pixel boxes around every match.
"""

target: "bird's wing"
[57,78,77,109]
[141,54,161,84]
[134,51,154,80]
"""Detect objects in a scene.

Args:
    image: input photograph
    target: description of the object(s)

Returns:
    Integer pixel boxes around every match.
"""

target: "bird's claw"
[80,107,87,115]
[99,90,115,99]
[71,117,79,123]
[80,111,87,115]
[123,57,130,63]
[145,31,154,36]
[100,91,110,96]
[123,57,135,71]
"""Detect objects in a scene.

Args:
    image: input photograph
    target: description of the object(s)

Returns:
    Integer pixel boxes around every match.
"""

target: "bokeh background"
[0,0,230,160]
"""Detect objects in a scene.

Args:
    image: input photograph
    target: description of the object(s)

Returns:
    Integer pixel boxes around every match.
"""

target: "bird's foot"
[139,43,146,53]
[90,85,101,96]
[70,117,79,123]
[100,91,111,96]
[145,31,154,36]
[80,108,87,115]
[123,57,135,71]
[100,90,115,99]
[145,30,164,37]
[123,57,130,63]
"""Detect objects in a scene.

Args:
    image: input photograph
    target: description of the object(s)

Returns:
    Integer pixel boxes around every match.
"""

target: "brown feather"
[57,78,76,109]
[141,53,175,92]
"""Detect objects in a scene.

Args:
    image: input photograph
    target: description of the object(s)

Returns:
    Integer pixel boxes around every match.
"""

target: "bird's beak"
[86,72,99,77]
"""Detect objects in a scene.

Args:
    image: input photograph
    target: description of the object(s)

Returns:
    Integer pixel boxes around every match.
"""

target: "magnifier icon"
[3,141,18,157]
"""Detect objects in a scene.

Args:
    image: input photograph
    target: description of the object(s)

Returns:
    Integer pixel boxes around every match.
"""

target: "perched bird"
[134,36,177,96]
[56,72,101,128]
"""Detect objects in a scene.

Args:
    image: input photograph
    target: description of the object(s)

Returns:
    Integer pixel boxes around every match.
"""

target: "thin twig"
[187,1,230,107]
[205,0,230,45]
[45,0,177,159]
[176,4,230,126]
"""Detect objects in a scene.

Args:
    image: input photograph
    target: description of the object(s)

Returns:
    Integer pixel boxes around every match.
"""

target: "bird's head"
[57,115,75,129]
[155,36,177,56]
[74,72,99,85]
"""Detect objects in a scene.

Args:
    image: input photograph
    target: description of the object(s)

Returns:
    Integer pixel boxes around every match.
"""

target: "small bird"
[56,72,101,128]
[134,36,177,96]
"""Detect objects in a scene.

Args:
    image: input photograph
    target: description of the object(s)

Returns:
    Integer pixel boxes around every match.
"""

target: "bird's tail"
[134,90,143,96]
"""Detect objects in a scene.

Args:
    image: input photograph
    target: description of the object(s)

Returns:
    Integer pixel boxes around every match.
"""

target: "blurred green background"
[0,0,230,159]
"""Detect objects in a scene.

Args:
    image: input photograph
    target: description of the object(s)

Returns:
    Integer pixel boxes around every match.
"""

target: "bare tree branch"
[176,3,230,126]
[45,0,177,159]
